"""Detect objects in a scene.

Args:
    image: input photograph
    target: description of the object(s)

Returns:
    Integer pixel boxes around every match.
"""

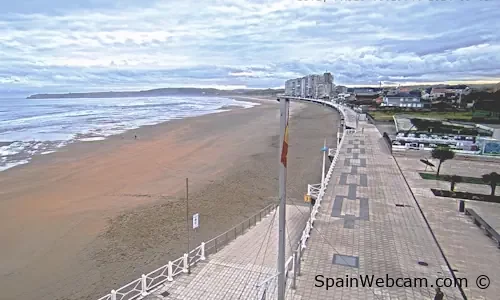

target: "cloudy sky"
[1,0,499,95]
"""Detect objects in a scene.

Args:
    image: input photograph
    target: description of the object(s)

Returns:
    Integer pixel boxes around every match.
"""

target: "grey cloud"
[1,0,500,93]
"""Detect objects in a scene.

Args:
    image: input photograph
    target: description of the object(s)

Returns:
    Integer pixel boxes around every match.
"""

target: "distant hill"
[362,82,500,91]
[492,83,500,92]
[27,88,284,99]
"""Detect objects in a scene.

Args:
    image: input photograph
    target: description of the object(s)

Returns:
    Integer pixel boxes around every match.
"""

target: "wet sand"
[0,97,338,300]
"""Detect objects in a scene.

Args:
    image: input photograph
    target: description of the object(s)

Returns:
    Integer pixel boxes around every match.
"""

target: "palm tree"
[431,147,455,177]
[482,172,500,196]
[449,175,462,192]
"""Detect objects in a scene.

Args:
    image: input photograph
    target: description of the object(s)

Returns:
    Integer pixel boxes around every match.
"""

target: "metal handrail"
[205,203,277,255]
[114,278,142,300]
[97,202,277,300]
[281,100,349,291]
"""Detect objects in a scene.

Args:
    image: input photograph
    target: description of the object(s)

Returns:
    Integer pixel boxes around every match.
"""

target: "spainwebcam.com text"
[315,274,491,290]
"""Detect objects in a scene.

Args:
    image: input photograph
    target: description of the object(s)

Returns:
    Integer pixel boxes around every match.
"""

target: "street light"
[321,139,328,189]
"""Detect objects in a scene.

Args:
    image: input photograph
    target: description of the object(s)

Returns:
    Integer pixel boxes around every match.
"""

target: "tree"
[482,172,500,196]
[449,175,462,192]
[431,147,455,176]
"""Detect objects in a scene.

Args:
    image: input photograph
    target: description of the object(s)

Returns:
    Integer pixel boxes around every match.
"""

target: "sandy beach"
[0,97,338,300]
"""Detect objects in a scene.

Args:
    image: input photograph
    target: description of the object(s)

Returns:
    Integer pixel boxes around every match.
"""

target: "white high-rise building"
[284,72,334,98]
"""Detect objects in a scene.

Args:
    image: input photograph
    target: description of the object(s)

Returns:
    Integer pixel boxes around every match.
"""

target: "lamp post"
[321,139,328,189]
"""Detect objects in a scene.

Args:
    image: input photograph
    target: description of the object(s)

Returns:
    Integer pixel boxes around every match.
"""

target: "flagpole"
[278,97,289,300]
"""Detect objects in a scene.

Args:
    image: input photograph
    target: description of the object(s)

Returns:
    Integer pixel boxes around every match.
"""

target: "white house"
[381,93,424,108]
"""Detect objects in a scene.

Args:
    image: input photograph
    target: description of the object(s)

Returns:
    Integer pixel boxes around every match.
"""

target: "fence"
[289,125,348,284]
[204,203,277,255]
[97,203,277,300]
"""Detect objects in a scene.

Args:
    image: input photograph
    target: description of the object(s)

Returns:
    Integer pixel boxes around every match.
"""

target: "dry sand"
[0,98,338,300]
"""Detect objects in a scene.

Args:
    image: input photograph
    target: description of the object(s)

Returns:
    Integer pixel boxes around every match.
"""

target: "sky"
[1,0,499,95]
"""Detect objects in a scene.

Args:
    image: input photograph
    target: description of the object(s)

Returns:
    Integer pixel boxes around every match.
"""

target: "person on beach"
[134,135,137,140]
[434,287,444,300]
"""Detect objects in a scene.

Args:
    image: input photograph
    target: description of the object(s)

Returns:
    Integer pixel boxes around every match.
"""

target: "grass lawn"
[369,111,473,122]
[419,172,485,185]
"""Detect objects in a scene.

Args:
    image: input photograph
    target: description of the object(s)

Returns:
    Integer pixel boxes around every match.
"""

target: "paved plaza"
[395,154,500,300]
[339,105,359,130]
[289,122,464,300]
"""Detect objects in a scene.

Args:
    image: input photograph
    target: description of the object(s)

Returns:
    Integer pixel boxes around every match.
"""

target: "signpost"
[192,213,199,229]
[186,178,191,274]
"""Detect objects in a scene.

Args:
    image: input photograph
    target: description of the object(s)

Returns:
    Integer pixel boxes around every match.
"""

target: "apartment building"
[284,72,334,98]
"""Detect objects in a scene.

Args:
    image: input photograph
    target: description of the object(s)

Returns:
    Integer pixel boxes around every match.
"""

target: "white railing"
[284,100,350,291]
[101,243,205,300]
[298,128,346,251]
[255,100,350,298]
[307,183,321,199]
[97,203,277,300]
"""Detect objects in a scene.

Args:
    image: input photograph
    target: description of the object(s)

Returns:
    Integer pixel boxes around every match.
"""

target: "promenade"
[282,97,358,129]
[289,121,463,300]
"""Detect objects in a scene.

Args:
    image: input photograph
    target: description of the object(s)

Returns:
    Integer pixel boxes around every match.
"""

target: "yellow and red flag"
[280,119,289,167]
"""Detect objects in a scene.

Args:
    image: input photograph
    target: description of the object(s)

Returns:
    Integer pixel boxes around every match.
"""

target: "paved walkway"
[338,106,358,130]
[277,97,358,129]
[145,205,309,300]
[395,155,500,299]
[288,122,463,300]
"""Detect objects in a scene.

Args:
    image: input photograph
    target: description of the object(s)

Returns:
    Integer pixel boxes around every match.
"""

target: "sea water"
[0,96,258,171]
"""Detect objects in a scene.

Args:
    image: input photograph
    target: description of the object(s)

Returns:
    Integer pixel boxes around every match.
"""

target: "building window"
[400,98,403,102]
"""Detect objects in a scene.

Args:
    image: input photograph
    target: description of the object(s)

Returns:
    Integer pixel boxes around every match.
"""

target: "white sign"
[192,213,199,229]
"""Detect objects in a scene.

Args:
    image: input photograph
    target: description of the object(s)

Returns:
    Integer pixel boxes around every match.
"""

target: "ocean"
[0,96,258,171]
